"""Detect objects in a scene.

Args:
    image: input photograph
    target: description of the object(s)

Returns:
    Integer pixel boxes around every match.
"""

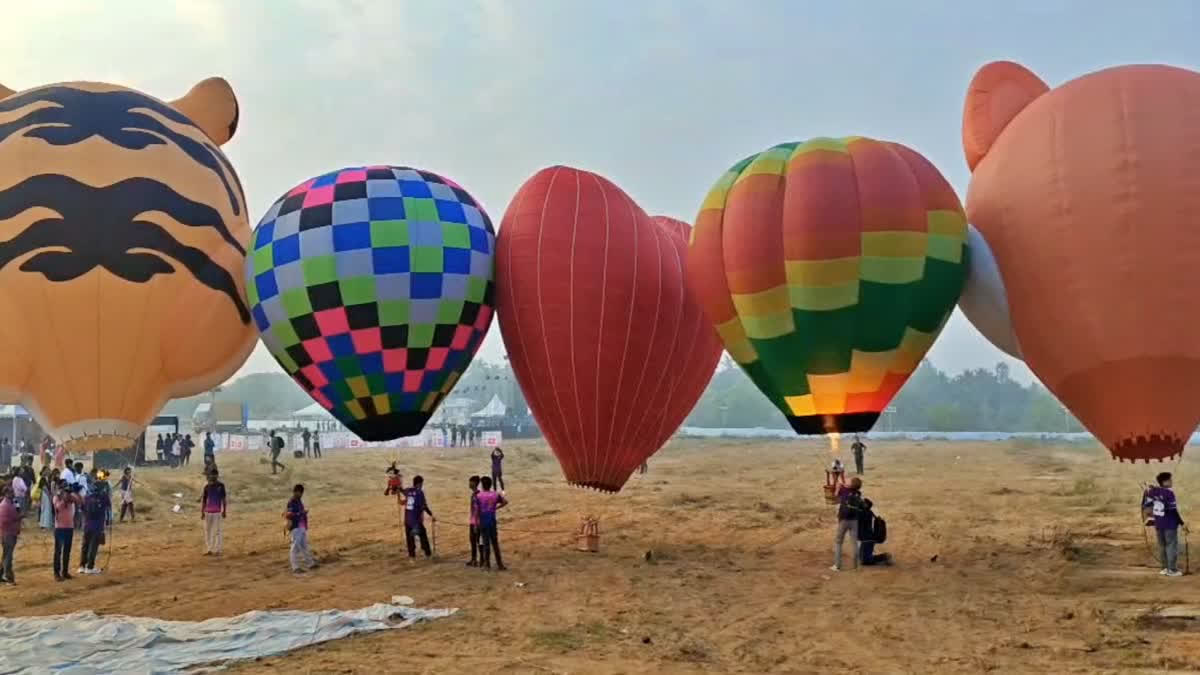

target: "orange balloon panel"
[963,61,1200,462]
[0,79,256,451]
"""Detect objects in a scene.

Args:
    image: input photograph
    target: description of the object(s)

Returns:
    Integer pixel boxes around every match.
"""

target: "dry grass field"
[3,438,1198,673]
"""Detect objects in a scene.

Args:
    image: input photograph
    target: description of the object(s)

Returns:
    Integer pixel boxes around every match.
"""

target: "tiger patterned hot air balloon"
[0,79,255,451]
[688,137,968,435]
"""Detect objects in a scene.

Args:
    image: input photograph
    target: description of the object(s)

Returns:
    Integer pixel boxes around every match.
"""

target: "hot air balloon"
[246,166,495,441]
[962,61,1200,462]
[688,137,968,435]
[0,79,255,451]
[496,167,722,492]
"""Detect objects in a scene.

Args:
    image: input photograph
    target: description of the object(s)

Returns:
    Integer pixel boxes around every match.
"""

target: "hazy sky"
[3,1,1197,386]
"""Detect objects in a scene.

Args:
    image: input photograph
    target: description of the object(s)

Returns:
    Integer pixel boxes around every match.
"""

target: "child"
[404,476,435,561]
[475,476,508,571]
[117,468,136,522]
[466,475,481,567]
[284,484,317,574]
[1144,471,1188,577]
[200,470,227,555]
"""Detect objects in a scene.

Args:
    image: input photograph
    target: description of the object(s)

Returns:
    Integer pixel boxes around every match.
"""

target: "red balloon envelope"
[497,167,721,492]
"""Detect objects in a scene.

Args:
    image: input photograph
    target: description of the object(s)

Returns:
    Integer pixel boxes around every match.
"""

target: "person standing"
[269,431,286,474]
[404,476,435,561]
[851,435,867,475]
[200,470,227,555]
[284,484,317,574]
[38,468,57,529]
[475,476,508,571]
[9,467,27,517]
[312,430,322,459]
[155,434,165,463]
[490,446,505,491]
[1144,472,1188,577]
[832,477,866,572]
[79,483,111,574]
[466,475,481,567]
[203,432,216,467]
[0,438,10,470]
[0,484,21,584]
[302,428,312,458]
[117,468,136,523]
[52,480,82,580]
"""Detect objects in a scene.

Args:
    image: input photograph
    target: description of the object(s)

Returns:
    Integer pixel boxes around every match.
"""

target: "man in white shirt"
[61,462,76,486]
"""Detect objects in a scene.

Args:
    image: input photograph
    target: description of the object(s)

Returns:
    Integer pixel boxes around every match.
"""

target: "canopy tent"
[0,405,31,418]
[293,403,337,421]
[471,394,507,418]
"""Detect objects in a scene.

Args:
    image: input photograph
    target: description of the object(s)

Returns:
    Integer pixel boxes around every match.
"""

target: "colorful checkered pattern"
[245,166,496,440]
[688,137,967,435]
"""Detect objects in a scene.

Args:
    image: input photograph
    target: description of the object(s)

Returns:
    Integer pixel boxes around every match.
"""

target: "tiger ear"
[962,61,1049,171]
[170,77,239,146]
[0,84,14,99]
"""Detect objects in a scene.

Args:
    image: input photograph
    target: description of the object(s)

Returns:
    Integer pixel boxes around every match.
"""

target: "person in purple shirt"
[79,486,111,574]
[404,475,435,561]
[475,476,508,571]
[284,484,317,574]
[1143,471,1188,577]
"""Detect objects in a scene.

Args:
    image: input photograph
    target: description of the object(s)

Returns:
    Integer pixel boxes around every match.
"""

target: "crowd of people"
[2,430,1187,590]
[0,451,135,583]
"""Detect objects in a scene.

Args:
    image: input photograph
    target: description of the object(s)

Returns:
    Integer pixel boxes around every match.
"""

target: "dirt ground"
[3,438,1198,674]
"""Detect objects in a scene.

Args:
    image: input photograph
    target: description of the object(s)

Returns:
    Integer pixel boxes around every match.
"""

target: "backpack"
[872,515,887,544]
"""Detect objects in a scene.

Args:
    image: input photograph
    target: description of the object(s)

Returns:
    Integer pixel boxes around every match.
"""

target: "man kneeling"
[858,498,891,566]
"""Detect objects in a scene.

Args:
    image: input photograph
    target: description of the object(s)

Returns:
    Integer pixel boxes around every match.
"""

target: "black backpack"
[873,515,887,544]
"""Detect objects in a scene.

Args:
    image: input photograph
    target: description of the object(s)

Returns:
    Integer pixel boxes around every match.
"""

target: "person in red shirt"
[52,480,83,581]
[0,483,21,583]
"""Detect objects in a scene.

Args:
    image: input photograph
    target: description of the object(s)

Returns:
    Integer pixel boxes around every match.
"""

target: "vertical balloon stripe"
[498,167,721,492]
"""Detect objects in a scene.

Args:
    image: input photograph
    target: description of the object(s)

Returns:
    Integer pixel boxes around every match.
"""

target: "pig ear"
[962,61,1049,171]
[0,84,14,99]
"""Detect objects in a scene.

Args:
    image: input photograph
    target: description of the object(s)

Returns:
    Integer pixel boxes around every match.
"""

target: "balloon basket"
[823,469,845,505]
[822,484,838,505]
[577,516,600,553]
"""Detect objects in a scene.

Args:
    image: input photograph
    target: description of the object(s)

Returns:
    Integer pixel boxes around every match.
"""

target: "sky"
[2,1,1197,386]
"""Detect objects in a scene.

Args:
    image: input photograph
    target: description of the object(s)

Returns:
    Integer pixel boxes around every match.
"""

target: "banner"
[206,429,500,452]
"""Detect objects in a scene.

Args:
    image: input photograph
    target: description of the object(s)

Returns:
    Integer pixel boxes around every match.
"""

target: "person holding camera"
[52,480,83,581]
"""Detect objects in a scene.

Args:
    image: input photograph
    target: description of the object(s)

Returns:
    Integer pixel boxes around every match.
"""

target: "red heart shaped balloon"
[496,166,722,492]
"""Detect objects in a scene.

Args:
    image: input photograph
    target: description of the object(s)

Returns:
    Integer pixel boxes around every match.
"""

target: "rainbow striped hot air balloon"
[687,137,968,435]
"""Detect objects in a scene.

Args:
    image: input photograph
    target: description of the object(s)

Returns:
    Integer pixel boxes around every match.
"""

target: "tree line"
[682,356,1084,432]
[165,357,1082,433]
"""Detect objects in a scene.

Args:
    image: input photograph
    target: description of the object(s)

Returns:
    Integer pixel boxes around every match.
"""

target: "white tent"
[293,403,336,420]
[471,394,506,418]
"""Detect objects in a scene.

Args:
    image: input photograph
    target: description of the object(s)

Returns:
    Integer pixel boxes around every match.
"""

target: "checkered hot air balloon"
[246,166,495,440]
[687,138,968,435]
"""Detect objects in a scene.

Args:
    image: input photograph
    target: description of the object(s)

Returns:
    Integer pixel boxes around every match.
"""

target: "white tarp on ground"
[0,603,457,674]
